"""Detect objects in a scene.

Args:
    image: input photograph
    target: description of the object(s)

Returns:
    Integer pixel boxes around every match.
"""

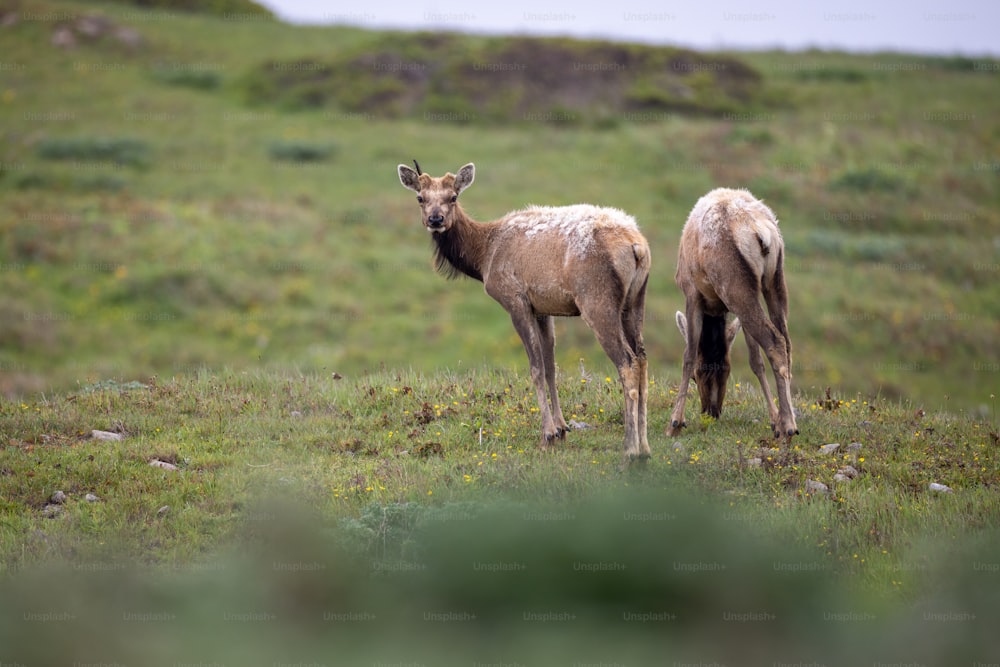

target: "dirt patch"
[241,33,768,122]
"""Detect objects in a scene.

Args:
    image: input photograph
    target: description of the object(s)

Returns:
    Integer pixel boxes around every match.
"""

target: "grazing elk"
[668,187,798,441]
[398,161,651,462]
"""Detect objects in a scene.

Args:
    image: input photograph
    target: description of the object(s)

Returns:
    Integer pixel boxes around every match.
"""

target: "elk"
[667,187,798,441]
[398,161,651,462]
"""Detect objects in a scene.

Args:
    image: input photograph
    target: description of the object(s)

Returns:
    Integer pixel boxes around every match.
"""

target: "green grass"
[0,4,997,409]
[1,3,999,663]
[1,368,998,664]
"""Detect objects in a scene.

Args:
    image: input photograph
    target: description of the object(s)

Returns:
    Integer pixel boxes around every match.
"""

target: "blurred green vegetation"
[3,490,998,666]
[96,0,274,18]
[1,368,998,664]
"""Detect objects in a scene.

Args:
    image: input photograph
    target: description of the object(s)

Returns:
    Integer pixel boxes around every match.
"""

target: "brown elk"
[398,161,651,462]
[667,187,798,441]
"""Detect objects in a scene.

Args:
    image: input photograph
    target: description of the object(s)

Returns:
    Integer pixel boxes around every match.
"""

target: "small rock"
[156,505,170,516]
[42,504,64,518]
[838,465,860,479]
[76,15,115,38]
[149,459,178,471]
[114,26,143,49]
[745,457,763,468]
[91,430,124,441]
[672,441,685,454]
[833,473,850,483]
[929,482,953,494]
[51,26,76,48]
[847,442,863,452]
[805,479,829,494]
[568,420,593,430]
[290,410,303,418]
[50,490,67,504]
[819,443,841,455]
[85,493,100,503]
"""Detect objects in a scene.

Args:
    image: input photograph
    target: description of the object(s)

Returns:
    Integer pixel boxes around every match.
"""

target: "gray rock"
[929,482,953,494]
[84,493,100,503]
[114,26,143,49]
[50,490,67,504]
[51,27,76,48]
[838,465,860,479]
[819,443,841,455]
[42,504,63,518]
[91,430,124,441]
[745,457,763,468]
[833,473,850,483]
[805,479,829,494]
[149,459,178,471]
[847,442,863,452]
[568,420,593,430]
[156,505,170,516]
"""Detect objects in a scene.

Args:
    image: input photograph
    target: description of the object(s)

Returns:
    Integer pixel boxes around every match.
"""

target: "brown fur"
[399,162,651,462]
[668,187,798,441]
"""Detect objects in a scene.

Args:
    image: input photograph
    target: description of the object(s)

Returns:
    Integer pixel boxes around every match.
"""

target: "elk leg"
[732,305,797,440]
[507,302,562,446]
[623,300,650,458]
[583,308,643,461]
[538,315,569,438]
[668,303,702,436]
[744,332,780,431]
[762,270,798,439]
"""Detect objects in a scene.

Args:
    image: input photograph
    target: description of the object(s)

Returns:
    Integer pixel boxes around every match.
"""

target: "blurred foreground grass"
[1,368,999,664]
[1,487,998,665]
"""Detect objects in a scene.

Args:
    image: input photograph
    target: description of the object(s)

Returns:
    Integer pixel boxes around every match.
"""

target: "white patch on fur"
[686,188,781,275]
[503,204,638,257]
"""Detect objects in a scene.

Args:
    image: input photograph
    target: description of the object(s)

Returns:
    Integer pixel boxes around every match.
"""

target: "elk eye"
[416,196,424,204]
[450,195,457,203]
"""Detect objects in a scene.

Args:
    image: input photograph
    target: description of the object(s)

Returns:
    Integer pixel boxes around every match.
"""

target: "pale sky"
[256,0,999,56]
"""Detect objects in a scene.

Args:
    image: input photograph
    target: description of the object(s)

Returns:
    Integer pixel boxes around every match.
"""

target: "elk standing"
[398,161,651,462]
[668,187,798,440]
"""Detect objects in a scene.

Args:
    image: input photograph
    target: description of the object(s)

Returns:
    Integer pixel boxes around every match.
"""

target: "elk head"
[676,311,742,419]
[398,161,476,233]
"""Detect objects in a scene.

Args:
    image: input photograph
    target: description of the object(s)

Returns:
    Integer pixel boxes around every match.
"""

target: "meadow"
[1,1,999,664]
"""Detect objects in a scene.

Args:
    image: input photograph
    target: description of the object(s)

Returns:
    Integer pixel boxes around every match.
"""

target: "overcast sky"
[256,0,998,56]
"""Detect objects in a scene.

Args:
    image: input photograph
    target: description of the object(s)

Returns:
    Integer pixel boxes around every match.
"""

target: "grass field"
[1,0,997,410]
[1,368,999,664]
[1,1,1000,664]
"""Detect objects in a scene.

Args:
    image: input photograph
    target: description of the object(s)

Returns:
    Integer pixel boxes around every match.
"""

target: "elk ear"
[726,317,742,350]
[675,311,688,343]
[454,163,475,195]
[398,164,420,192]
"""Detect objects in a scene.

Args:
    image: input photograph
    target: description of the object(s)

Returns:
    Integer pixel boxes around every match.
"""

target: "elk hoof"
[666,419,686,436]
[619,452,650,472]
[629,453,650,468]
[541,430,563,448]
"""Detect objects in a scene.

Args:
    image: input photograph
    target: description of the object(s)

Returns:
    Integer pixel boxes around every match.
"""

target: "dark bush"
[36,137,151,168]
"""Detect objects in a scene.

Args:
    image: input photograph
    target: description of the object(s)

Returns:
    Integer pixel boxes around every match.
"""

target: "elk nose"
[427,214,445,228]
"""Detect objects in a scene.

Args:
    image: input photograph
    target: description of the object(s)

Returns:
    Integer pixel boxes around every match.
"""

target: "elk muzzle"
[426,209,446,231]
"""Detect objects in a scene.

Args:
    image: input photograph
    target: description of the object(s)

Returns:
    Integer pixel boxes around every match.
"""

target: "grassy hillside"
[1,1,998,412]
